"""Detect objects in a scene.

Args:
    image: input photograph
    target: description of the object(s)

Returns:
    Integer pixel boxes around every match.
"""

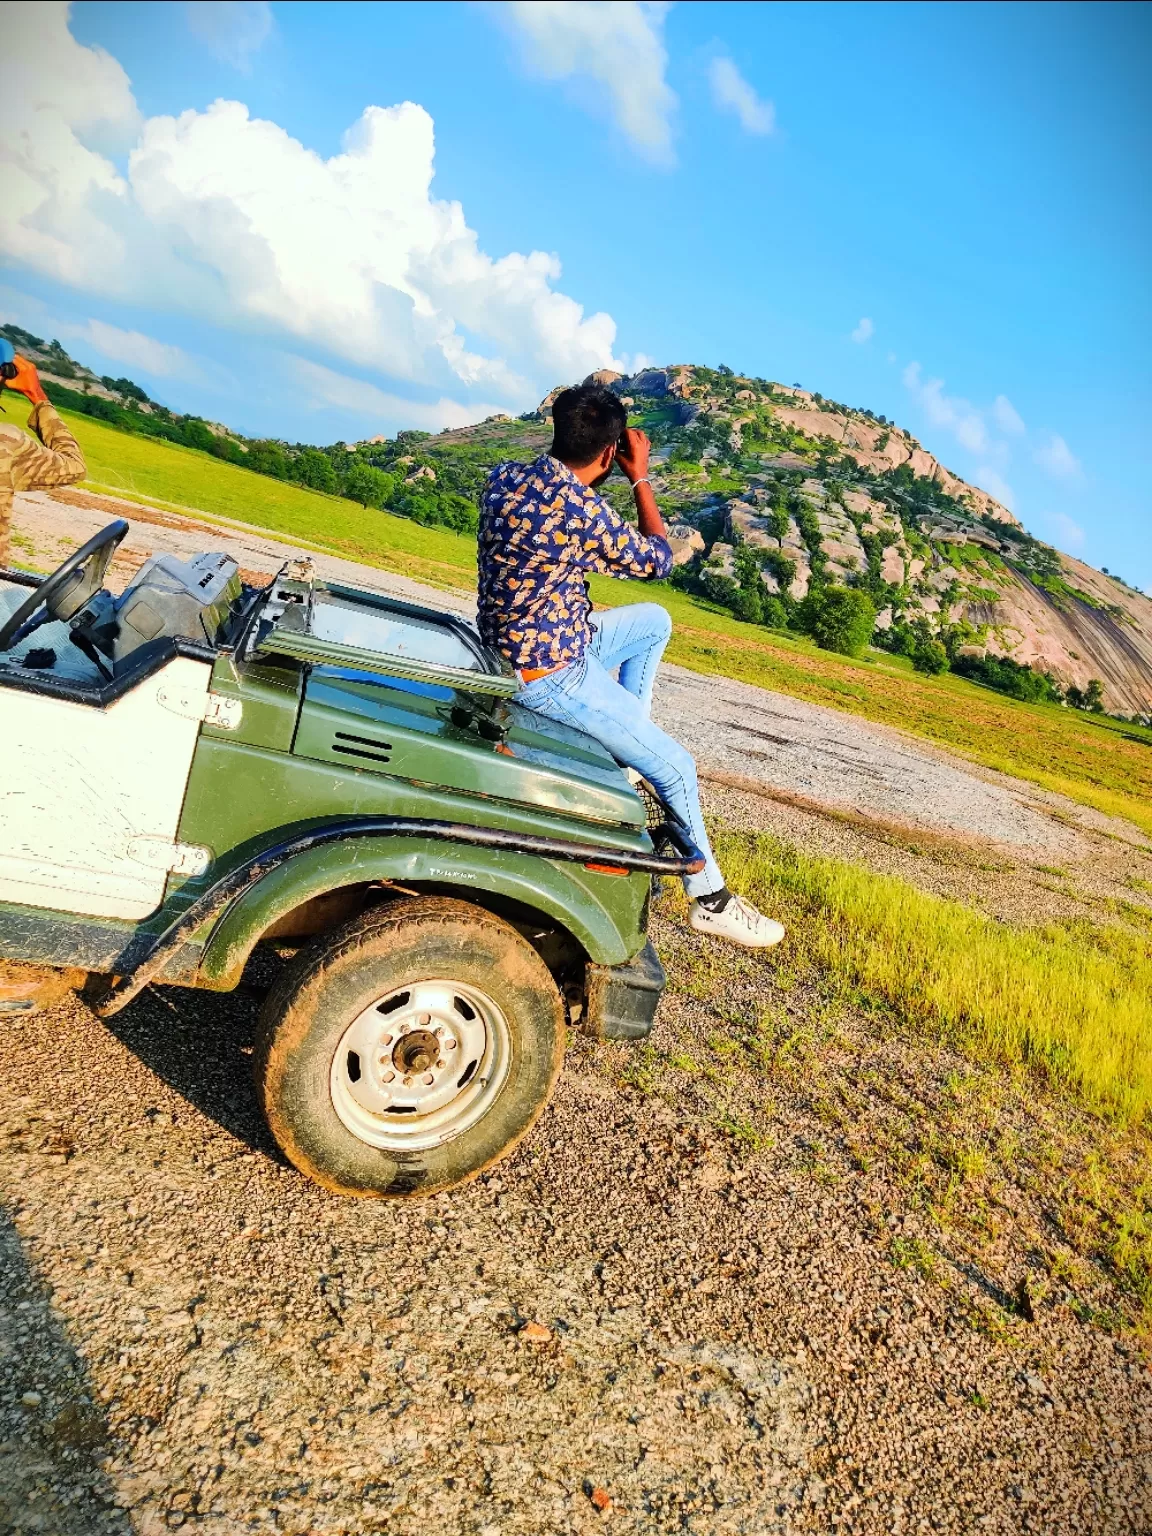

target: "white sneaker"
[689,893,786,949]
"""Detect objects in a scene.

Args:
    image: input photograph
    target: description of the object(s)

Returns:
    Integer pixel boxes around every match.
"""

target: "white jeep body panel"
[0,656,212,920]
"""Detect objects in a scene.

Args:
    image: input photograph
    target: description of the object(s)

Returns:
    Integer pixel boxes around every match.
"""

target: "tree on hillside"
[952,652,1064,705]
[766,505,790,542]
[797,585,876,657]
[1066,678,1106,713]
[209,435,247,466]
[180,419,216,454]
[248,441,291,479]
[295,447,337,493]
[344,463,392,509]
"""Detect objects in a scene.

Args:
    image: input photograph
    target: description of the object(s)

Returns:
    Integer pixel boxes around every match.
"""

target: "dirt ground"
[3,493,1151,1533]
[2,865,1151,1535]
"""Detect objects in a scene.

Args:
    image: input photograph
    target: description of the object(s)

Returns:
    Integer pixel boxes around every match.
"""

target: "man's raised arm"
[0,353,86,566]
[615,428,666,541]
[576,427,673,583]
[5,355,86,490]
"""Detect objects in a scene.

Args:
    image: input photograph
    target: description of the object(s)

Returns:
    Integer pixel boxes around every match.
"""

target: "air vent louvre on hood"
[331,729,392,764]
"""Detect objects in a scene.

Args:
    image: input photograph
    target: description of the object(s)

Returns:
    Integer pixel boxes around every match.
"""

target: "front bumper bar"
[582,939,666,1041]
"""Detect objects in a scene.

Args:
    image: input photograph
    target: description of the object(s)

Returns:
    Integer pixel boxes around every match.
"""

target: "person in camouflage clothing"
[0,351,86,567]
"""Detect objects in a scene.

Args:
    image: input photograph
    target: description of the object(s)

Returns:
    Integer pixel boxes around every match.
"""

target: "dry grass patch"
[710,827,1152,1122]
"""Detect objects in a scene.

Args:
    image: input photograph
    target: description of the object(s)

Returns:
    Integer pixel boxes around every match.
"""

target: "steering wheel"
[0,519,129,651]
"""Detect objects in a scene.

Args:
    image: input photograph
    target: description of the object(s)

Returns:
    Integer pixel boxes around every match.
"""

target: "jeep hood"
[294,670,646,830]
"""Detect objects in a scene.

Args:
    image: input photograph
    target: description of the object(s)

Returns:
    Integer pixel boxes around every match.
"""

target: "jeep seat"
[112,551,241,666]
[0,580,106,684]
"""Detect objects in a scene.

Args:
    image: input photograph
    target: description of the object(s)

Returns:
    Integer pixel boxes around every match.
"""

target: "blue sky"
[2,1,1148,585]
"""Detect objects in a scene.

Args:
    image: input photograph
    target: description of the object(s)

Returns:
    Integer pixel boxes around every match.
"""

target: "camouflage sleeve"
[576,493,673,581]
[11,402,86,492]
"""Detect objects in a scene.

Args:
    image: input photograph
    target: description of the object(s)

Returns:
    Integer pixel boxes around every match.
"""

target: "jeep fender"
[191,834,642,989]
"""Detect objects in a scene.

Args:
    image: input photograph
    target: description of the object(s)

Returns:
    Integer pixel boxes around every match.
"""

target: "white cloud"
[851,317,874,344]
[293,359,506,433]
[902,361,987,454]
[0,3,139,287]
[1041,511,1085,550]
[71,319,192,378]
[708,56,775,136]
[973,466,1015,510]
[186,1,272,69]
[0,3,622,417]
[500,1,677,161]
[1034,431,1082,479]
[992,394,1025,435]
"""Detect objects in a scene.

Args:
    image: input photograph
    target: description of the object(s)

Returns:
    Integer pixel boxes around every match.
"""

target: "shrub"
[793,505,823,553]
[797,584,876,657]
[952,652,1063,704]
[760,595,790,629]
[701,565,739,607]
[761,549,796,588]
[731,586,763,624]
[294,447,338,493]
[912,639,949,675]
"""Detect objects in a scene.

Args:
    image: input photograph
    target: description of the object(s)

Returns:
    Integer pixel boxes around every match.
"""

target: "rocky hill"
[440,365,1151,718]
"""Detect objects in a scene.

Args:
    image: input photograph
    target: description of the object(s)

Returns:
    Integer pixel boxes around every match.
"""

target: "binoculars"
[0,339,17,384]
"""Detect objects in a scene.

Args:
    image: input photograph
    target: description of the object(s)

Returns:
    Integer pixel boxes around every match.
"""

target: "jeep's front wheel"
[254,897,565,1198]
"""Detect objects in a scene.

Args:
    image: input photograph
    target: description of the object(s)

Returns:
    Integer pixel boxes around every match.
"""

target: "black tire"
[253,897,565,1198]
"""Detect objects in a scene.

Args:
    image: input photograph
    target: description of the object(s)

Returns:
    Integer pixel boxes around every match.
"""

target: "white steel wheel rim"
[329,978,512,1152]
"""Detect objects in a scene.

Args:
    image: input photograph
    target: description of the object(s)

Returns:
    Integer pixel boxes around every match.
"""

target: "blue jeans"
[515,603,724,898]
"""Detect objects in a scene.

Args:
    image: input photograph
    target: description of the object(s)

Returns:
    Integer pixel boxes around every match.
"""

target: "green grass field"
[8,396,479,593]
[18,397,1152,835]
[713,828,1152,1122]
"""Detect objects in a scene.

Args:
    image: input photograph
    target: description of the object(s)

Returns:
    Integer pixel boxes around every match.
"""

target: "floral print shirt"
[477,455,672,671]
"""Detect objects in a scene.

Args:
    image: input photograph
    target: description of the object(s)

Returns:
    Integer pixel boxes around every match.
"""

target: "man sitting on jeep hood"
[478,384,785,949]
[0,350,86,568]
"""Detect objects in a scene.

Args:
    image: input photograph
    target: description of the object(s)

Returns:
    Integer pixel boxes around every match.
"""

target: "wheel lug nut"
[435,1058,444,1069]
[403,1075,413,1087]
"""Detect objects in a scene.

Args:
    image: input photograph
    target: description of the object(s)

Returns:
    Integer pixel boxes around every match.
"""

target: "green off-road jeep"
[0,521,701,1197]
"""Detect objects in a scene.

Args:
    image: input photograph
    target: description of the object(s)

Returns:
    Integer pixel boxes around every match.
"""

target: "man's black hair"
[550,384,627,467]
